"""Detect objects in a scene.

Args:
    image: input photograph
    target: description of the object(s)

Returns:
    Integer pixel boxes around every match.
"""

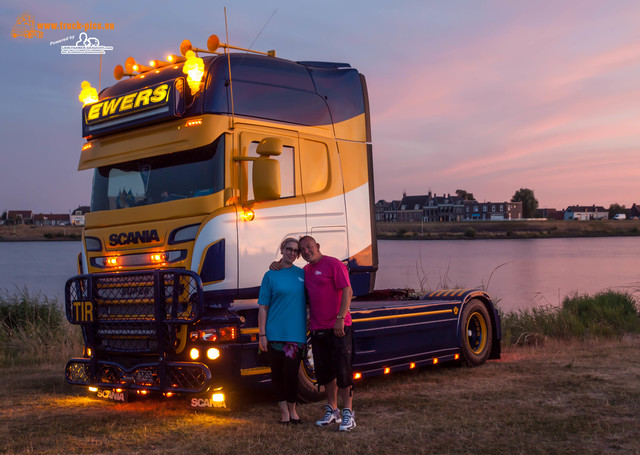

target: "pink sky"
[1,0,639,213]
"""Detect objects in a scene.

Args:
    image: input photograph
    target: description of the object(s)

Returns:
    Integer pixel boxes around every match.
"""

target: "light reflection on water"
[1,238,639,313]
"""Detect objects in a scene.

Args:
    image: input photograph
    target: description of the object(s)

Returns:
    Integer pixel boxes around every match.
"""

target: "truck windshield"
[91,136,224,212]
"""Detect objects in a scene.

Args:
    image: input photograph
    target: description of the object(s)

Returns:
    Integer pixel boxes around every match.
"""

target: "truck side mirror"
[253,138,282,201]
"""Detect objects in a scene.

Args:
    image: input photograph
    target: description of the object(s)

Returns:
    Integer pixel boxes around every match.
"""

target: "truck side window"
[300,140,329,195]
[247,142,295,200]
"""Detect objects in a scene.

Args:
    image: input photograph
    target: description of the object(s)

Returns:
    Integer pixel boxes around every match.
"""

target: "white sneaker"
[315,404,341,426]
[338,408,356,431]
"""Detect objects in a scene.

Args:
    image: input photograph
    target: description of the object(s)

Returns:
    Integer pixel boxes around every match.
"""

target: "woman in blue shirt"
[258,237,306,425]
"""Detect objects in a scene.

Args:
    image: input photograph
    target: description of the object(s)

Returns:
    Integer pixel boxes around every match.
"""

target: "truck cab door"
[299,136,348,262]
[233,125,307,297]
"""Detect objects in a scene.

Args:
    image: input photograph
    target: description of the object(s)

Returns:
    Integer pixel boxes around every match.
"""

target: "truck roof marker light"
[149,59,170,68]
[183,50,204,94]
[81,143,92,151]
[78,81,98,106]
[124,56,138,75]
[132,62,153,73]
[167,54,186,63]
[240,208,255,222]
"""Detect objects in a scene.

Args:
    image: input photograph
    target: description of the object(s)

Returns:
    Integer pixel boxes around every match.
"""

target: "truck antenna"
[224,7,235,130]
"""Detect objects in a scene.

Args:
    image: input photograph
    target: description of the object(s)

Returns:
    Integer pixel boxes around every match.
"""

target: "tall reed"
[0,288,82,366]
[501,290,640,346]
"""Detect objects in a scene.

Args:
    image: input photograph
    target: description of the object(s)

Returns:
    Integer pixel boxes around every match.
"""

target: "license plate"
[95,388,128,402]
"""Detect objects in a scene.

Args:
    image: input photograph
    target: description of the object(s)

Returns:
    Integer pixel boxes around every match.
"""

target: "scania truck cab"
[65,35,500,408]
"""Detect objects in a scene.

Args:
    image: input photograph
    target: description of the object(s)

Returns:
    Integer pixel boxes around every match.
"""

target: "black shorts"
[311,325,353,388]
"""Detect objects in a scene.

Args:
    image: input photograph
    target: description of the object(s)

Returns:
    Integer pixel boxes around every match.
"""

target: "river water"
[1,238,638,312]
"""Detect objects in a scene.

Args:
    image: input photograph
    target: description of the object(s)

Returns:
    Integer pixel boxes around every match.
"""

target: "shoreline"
[376,219,640,240]
[2,220,639,242]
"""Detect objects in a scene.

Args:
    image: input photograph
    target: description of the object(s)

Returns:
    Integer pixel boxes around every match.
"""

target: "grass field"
[1,290,639,454]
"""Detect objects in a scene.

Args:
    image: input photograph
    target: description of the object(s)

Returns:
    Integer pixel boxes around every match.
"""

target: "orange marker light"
[81,143,92,151]
[240,209,255,222]
[190,348,200,360]
[207,348,220,360]
[454,354,460,360]
[353,372,362,380]
[150,253,166,263]
[184,119,203,128]
[409,362,416,369]
[384,367,390,374]
[105,257,119,267]
[433,358,439,365]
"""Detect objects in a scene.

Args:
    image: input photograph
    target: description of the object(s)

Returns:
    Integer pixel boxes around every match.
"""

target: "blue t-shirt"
[257,266,306,344]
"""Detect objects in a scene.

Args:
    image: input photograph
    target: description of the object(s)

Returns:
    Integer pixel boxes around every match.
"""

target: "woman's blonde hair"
[280,237,300,258]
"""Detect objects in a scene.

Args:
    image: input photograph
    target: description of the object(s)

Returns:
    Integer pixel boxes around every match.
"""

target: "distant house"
[463,201,522,221]
[564,205,608,220]
[537,208,563,220]
[7,210,33,224]
[397,194,430,222]
[70,206,90,226]
[424,193,466,222]
[34,213,70,226]
[629,203,640,220]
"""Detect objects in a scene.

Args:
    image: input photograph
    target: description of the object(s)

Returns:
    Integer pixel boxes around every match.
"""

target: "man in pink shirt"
[298,235,356,431]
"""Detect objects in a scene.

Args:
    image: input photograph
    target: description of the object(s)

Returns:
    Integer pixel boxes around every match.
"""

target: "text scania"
[109,230,160,246]
[86,84,170,123]
[97,389,126,402]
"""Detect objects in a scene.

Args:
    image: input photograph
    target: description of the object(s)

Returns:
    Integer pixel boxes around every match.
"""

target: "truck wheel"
[460,299,493,366]
[297,341,324,403]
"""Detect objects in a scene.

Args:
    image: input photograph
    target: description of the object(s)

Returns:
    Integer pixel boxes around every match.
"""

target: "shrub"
[463,227,476,238]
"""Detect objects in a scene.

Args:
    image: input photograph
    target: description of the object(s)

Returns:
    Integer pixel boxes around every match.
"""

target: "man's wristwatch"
[336,315,345,320]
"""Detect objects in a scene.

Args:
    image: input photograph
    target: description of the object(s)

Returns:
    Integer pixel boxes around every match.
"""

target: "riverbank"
[0,225,82,241]
[377,219,640,240]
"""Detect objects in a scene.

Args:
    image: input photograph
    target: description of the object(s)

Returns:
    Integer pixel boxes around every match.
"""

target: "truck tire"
[460,299,493,366]
[297,341,324,403]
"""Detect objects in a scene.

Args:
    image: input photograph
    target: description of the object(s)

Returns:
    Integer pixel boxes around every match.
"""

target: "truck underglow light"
[89,387,98,392]
[212,393,224,402]
[410,362,416,369]
[433,358,439,364]
[190,348,200,360]
[383,367,390,374]
[353,372,362,380]
[454,354,460,360]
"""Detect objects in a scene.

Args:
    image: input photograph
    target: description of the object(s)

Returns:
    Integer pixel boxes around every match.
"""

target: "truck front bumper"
[66,358,212,394]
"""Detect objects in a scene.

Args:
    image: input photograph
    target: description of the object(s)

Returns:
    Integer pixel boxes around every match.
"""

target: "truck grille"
[65,269,204,355]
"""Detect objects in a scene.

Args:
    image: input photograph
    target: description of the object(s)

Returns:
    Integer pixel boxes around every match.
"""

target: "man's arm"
[333,285,353,337]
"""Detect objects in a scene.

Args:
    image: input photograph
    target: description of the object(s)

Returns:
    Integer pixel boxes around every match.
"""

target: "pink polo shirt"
[304,255,352,330]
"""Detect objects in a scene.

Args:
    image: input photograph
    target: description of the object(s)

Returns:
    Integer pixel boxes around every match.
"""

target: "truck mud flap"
[66,358,211,394]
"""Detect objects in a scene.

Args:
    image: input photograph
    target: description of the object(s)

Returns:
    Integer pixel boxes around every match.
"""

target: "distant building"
[424,193,465,222]
[537,208,562,220]
[463,201,522,220]
[397,193,430,222]
[6,210,33,224]
[70,206,90,226]
[564,205,608,220]
[628,203,640,220]
[34,213,70,226]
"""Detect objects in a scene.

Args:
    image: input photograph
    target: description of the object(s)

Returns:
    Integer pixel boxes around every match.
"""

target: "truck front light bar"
[92,250,186,269]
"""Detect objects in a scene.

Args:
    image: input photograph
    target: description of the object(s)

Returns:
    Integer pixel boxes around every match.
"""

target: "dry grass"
[2,337,639,454]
